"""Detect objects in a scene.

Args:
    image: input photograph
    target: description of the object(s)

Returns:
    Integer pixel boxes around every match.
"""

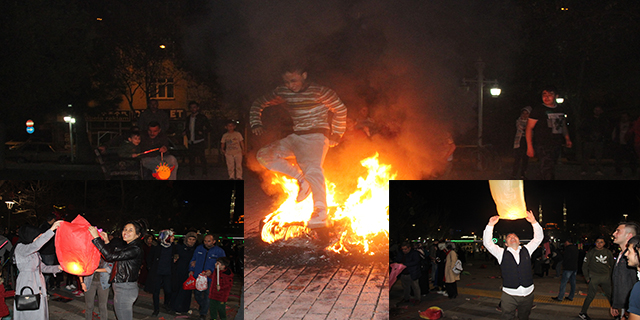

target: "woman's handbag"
[15,286,41,311]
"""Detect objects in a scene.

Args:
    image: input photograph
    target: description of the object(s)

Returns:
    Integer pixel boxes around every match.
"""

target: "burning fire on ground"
[261,153,393,255]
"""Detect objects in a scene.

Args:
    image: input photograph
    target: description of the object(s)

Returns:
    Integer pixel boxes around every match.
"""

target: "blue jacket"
[189,244,226,282]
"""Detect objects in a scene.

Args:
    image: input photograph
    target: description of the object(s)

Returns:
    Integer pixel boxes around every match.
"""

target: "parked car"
[6,140,71,163]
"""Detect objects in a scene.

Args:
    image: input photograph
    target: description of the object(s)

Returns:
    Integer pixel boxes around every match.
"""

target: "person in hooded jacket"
[172,231,198,314]
[209,257,234,320]
[13,221,63,320]
[147,229,175,315]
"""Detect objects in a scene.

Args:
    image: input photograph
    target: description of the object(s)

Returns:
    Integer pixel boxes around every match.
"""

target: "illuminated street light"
[624,214,629,221]
[5,200,15,234]
[159,44,166,49]
[462,58,501,148]
[4,200,15,210]
[556,97,565,104]
[64,116,76,162]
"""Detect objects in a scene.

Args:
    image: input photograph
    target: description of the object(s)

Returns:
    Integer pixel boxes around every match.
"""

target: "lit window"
[151,78,174,99]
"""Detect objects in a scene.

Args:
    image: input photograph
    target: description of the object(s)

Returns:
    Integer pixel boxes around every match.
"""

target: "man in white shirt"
[483,210,543,320]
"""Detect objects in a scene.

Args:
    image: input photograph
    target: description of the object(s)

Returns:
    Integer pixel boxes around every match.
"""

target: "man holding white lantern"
[483,210,543,320]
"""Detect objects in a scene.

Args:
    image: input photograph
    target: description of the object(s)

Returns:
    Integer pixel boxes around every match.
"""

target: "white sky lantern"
[489,180,527,220]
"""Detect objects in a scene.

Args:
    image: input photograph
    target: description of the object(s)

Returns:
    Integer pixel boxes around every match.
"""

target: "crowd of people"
[390,238,466,306]
[0,216,243,320]
[513,85,640,180]
[392,217,640,320]
[99,99,246,180]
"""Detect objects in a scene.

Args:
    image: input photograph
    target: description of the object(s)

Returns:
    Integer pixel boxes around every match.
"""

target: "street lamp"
[64,116,76,162]
[5,200,15,235]
[623,214,628,221]
[462,58,501,148]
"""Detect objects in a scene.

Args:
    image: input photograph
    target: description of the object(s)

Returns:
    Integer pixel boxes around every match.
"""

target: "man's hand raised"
[525,210,536,224]
[488,215,500,227]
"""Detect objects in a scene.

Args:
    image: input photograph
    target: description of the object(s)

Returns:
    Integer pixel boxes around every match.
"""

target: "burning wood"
[261,153,392,255]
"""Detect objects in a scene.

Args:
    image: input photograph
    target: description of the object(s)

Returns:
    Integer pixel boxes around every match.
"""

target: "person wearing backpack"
[444,243,460,299]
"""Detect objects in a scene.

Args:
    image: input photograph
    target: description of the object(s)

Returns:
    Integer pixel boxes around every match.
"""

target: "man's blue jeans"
[194,289,210,316]
[556,270,577,300]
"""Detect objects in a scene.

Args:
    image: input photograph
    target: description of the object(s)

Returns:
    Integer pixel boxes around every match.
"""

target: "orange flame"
[65,261,84,275]
[261,153,392,255]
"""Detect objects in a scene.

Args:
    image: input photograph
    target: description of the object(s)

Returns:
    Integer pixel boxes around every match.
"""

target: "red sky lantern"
[55,215,101,276]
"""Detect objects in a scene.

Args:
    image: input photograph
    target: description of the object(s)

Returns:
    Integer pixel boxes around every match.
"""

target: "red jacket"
[0,284,15,317]
[209,268,234,302]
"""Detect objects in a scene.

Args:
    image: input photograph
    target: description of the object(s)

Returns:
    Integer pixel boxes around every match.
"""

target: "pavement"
[243,170,389,320]
[4,277,244,320]
[390,254,614,320]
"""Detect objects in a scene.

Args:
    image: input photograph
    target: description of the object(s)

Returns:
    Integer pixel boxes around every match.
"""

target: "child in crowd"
[209,257,234,320]
[117,130,142,158]
[0,272,14,320]
[220,121,245,180]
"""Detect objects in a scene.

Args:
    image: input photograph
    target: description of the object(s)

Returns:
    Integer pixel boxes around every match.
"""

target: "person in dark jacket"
[183,101,212,176]
[611,222,639,319]
[623,235,640,320]
[552,239,579,301]
[579,237,614,320]
[89,219,147,320]
[172,231,198,314]
[147,229,175,315]
[38,214,58,292]
[397,241,421,304]
[140,121,178,180]
[435,243,447,293]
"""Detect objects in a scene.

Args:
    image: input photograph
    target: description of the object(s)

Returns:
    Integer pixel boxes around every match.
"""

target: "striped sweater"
[249,83,347,138]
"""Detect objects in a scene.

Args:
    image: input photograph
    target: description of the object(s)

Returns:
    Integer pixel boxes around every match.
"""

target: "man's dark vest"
[500,247,534,289]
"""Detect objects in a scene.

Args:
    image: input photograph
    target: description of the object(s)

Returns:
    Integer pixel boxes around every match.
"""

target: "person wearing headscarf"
[172,231,198,314]
[147,229,175,315]
[13,221,63,320]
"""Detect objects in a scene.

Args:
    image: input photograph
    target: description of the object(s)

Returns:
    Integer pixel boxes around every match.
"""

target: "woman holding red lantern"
[13,221,63,320]
[88,219,147,320]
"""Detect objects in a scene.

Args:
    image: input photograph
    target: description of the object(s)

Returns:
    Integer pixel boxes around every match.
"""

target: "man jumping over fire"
[250,61,347,229]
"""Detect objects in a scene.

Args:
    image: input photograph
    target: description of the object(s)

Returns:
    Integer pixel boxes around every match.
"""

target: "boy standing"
[117,130,141,159]
[221,121,245,180]
[209,257,234,320]
[525,86,572,180]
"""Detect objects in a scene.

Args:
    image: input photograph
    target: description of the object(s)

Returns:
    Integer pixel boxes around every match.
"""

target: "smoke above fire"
[183,0,521,178]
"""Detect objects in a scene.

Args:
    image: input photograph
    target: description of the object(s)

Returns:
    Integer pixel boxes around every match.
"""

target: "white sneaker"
[437,291,446,295]
[296,178,311,202]
[442,292,449,297]
[307,207,329,229]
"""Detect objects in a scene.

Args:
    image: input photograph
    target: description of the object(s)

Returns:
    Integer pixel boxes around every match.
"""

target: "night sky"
[390,181,640,240]
[0,180,243,237]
